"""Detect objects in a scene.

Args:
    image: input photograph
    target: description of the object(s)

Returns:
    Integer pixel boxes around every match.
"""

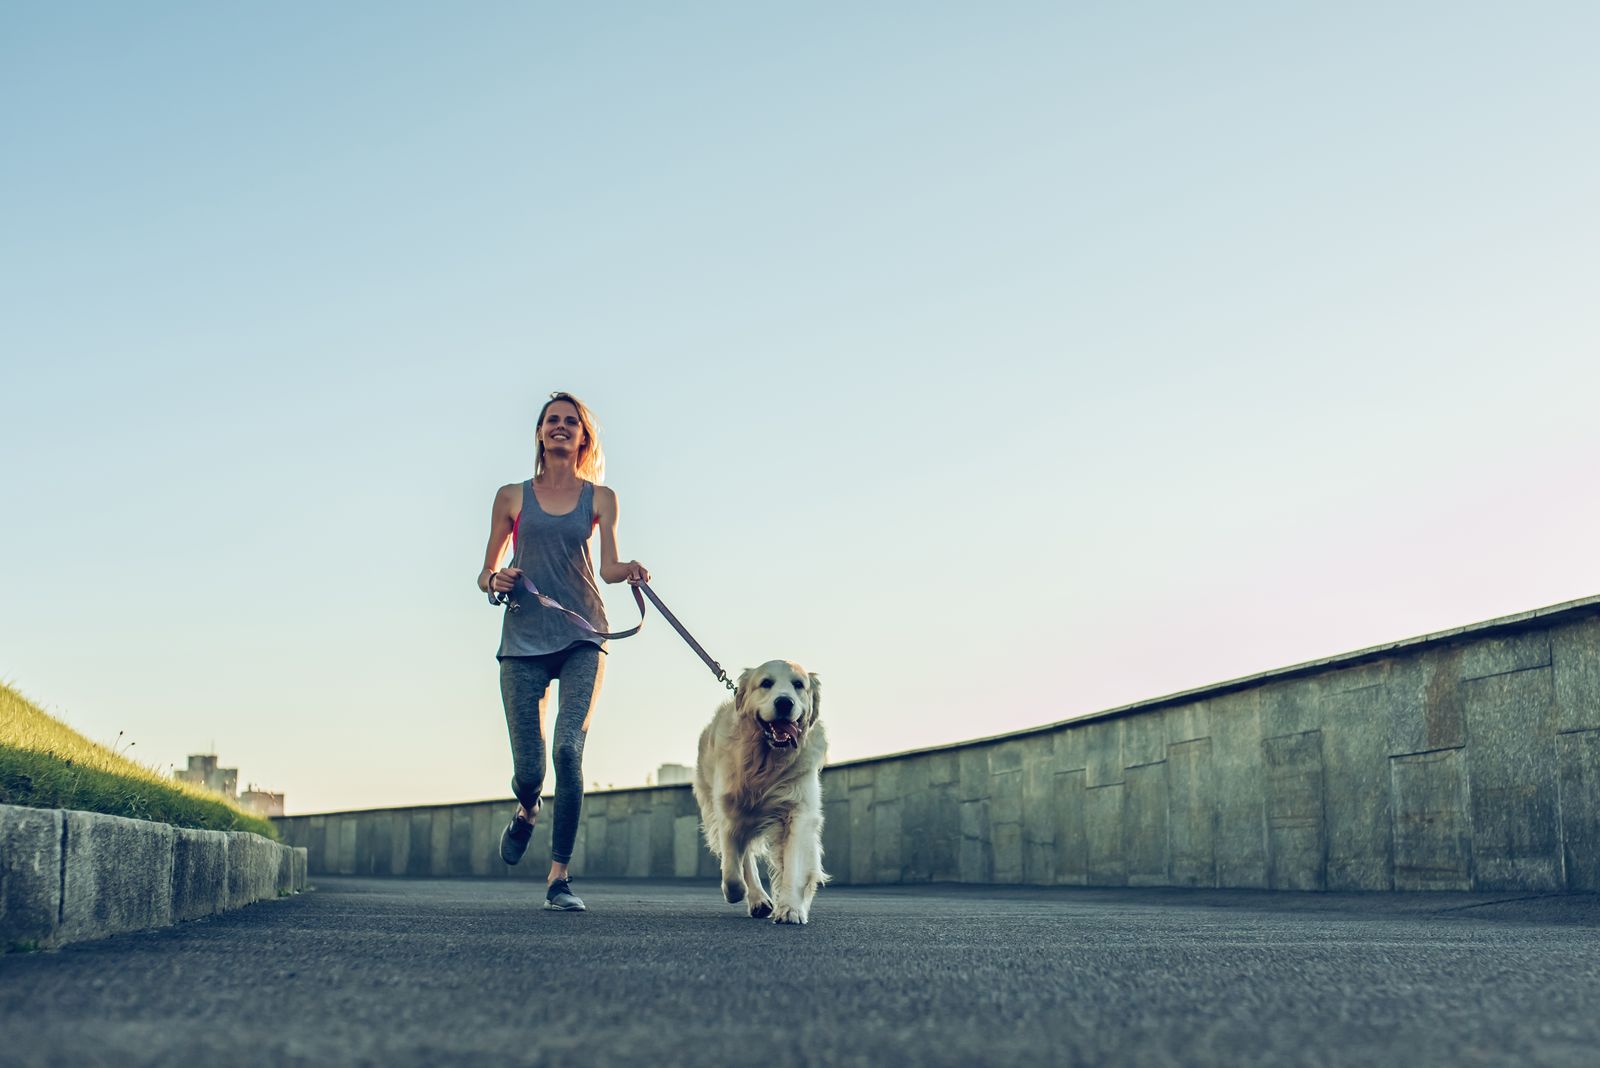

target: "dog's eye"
[759,679,774,689]
[792,679,805,691]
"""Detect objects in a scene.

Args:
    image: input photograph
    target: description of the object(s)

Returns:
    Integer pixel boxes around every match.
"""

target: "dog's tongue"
[770,720,800,745]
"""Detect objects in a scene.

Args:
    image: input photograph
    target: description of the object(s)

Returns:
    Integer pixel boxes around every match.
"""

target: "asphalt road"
[3,877,1599,1067]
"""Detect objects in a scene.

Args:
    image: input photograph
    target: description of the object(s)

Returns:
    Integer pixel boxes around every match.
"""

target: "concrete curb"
[0,803,307,952]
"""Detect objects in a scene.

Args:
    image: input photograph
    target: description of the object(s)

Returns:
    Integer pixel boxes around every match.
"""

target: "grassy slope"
[0,682,277,839]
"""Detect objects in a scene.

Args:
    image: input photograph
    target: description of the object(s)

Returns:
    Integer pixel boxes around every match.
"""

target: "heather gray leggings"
[499,644,605,865]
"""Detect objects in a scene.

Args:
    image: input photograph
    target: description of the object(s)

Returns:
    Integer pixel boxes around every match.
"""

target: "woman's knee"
[552,739,585,778]
[511,774,544,808]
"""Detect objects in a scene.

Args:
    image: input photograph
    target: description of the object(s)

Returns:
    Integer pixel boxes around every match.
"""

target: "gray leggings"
[499,644,605,865]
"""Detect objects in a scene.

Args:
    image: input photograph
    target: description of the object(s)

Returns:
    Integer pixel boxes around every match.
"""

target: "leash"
[490,576,736,692]
[635,582,736,693]
[489,574,647,639]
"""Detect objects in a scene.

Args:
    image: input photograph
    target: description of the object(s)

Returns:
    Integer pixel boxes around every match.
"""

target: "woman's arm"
[594,485,650,585]
[479,483,521,593]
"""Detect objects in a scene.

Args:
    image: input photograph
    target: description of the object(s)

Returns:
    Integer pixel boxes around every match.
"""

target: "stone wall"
[276,596,1600,893]
[1,805,307,952]
[275,785,716,884]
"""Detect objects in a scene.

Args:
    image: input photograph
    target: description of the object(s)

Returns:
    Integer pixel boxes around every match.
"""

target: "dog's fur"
[693,659,828,925]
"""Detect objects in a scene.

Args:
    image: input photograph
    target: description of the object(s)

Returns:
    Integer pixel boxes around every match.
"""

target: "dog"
[693,659,828,925]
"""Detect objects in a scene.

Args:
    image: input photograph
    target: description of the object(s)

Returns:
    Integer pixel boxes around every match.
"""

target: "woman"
[478,391,649,912]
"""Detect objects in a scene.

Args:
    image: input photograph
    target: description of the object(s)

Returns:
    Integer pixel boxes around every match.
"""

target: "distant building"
[174,753,284,814]
[174,753,238,799]
[656,762,693,785]
[239,785,285,817]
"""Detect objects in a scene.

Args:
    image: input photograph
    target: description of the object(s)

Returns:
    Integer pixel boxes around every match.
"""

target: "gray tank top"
[496,479,609,659]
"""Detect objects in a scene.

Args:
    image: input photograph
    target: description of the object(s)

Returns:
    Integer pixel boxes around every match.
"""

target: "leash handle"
[494,575,647,640]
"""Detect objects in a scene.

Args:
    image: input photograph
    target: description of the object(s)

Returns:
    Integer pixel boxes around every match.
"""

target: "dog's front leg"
[719,824,747,905]
[741,849,772,919]
[771,815,823,925]
[796,815,827,918]
[765,843,787,910]
[719,819,772,917]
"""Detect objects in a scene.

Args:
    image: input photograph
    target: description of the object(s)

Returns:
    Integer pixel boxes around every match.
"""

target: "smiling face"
[534,392,604,481]
[538,399,585,455]
[736,659,820,749]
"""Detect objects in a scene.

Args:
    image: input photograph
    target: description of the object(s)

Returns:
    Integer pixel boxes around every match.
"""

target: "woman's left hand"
[624,561,651,585]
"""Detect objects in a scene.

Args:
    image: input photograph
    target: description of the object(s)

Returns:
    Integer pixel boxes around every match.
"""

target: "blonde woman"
[478,391,649,911]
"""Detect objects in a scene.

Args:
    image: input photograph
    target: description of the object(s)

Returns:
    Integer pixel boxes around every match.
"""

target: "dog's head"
[735,659,820,750]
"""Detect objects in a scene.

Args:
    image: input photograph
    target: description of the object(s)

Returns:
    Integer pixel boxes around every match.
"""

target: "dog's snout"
[774,694,795,717]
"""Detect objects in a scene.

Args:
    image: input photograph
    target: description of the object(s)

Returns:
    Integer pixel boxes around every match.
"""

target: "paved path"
[2,877,1599,1067]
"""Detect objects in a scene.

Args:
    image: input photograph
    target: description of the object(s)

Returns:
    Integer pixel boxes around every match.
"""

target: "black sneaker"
[543,878,586,912]
[499,800,538,866]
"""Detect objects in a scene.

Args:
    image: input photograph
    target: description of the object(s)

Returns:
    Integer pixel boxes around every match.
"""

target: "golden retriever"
[693,659,828,924]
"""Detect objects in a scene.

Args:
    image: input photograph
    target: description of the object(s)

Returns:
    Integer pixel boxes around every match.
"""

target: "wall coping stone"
[823,593,1600,767]
[282,594,1600,820]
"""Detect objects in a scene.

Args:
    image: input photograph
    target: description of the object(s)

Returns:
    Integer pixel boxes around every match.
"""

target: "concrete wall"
[1,805,308,951]
[275,782,720,886]
[276,596,1600,893]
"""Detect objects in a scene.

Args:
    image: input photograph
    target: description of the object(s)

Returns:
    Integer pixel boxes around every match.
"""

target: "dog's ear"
[734,667,755,711]
[806,672,821,725]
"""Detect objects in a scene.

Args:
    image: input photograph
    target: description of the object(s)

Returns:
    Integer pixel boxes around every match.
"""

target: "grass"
[0,681,277,839]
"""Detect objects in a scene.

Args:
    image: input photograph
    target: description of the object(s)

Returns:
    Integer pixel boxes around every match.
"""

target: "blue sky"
[3,3,1598,814]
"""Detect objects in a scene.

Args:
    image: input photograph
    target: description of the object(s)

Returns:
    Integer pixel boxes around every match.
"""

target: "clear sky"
[3,3,1597,815]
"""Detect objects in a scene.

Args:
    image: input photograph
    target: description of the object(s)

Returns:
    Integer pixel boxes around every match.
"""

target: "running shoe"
[543,878,586,911]
[499,800,539,866]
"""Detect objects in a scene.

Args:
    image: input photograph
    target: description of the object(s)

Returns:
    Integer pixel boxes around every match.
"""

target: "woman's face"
[539,400,586,457]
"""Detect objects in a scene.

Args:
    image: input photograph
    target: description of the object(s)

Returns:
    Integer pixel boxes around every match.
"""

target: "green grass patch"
[0,682,277,839]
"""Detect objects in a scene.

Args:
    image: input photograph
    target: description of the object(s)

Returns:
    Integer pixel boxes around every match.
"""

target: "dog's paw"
[722,880,746,905]
[770,903,807,926]
[748,898,773,919]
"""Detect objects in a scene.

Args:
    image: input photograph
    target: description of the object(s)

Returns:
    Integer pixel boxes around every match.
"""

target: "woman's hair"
[535,391,605,483]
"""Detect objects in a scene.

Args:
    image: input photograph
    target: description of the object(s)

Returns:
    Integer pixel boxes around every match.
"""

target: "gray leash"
[490,576,735,692]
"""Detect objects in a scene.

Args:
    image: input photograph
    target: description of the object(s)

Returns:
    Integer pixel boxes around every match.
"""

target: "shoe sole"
[500,825,533,866]
[499,799,540,866]
[542,901,586,911]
